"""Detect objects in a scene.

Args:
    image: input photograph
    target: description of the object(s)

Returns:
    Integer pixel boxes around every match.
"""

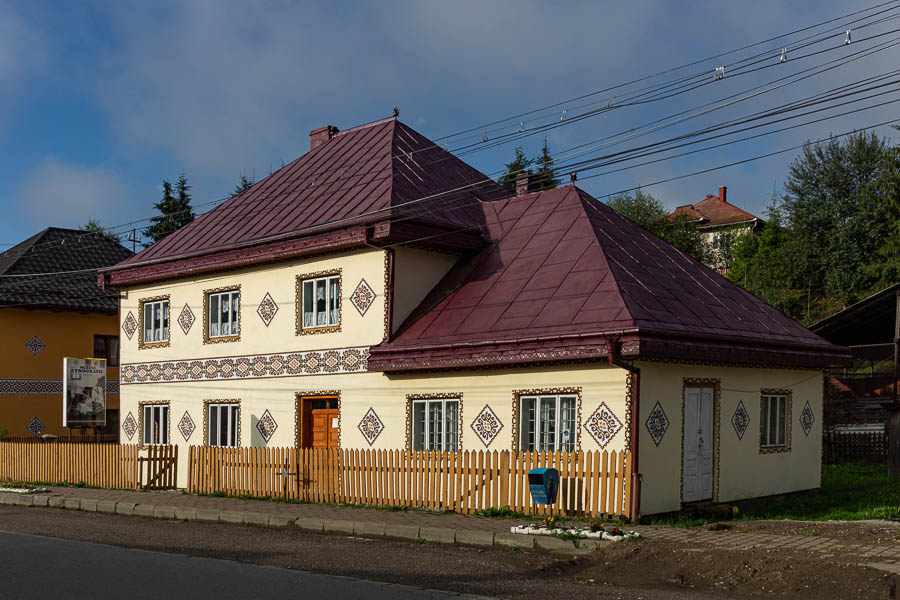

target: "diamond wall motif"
[122,311,137,340]
[178,304,195,334]
[122,412,137,441]
[471,405,503,447]
[799,401,815,437]
[256,409,278,442]
[583,402,623,448]
[178,411,196,441]
[645,402,669,446]
[256,293,278,327]
[358,407,384,446]
[350,279,376,316]
[25,336,45,356]
[732,400,750,440]
[25,416,45,437]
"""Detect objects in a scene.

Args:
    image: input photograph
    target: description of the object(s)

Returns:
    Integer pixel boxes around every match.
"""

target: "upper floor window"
[141,299,169,346]
[142,403,169,446]
[411,397,459,451]
[519,394,577,452]
[208,402,240,447]
[208,289,240,340]
[93,335,120,367]
[761,392,790,450]
[300,275,340,330]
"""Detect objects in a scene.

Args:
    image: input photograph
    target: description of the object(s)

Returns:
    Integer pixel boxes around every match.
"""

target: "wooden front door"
[683,387,714,503]
[311,409,340,448]
[298,396,339,448]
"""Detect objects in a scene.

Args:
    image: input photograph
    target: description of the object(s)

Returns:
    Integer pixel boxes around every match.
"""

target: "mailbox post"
[528,468,559,517]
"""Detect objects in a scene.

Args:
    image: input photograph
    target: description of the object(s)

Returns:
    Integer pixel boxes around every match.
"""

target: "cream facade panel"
[119,248,388,364]
[119,363,628,488]
[391,247,458,333]
[636,361,823,515]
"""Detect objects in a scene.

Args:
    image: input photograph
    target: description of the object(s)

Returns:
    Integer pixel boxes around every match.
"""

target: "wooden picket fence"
[187,446,632,519]
[0,442,140,489]
[823,429,888,464]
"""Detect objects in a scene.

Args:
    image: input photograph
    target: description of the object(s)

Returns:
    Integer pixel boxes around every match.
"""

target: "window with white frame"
[208,403,240,447]
[519,394,577,451]
[761,394,788,448]
[142,299,169,344]
[143,404,169,446]
[411,398,459,451]
[301,275,340,329]
[208,290,240,338]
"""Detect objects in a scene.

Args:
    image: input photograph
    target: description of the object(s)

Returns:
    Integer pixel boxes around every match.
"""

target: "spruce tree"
[143,175,195,247]
[232,174,254,197]
[79,219,120,243]
[497,147,533,192]
[533,138,561,190]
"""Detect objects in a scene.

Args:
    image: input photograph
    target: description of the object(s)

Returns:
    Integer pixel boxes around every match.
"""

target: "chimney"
[515,172,532,197]
[310,125,339,150]
[718,185,727,203]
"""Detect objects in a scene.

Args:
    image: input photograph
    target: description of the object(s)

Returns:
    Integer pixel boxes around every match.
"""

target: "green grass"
[649,464,900,526]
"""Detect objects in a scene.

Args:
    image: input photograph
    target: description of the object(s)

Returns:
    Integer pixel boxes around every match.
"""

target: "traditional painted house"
[0,228,131,438]
[99,118,849,517]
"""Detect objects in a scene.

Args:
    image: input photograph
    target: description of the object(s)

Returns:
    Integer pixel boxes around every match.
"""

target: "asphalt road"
[0,530,486,600]
[0,505,723,599]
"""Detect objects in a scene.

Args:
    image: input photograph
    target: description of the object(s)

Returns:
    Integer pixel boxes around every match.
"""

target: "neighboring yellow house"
[100,118,849,517]
[0,228,131,439]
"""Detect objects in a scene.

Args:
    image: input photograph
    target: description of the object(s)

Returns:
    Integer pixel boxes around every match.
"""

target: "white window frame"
[411,398,460,451]
[519,394,577,452]
[143,404,169,446]
[761,394,787,448]
[208,403,240,447]
[208,290,240,339]
[142,300,169,344]
[301,275,340,330]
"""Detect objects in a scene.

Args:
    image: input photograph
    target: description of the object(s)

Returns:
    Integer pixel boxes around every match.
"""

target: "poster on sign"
[63,357,107,427]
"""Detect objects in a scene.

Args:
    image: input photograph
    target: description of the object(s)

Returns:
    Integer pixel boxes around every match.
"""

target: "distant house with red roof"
[670,186,763,271]
[100,117,848,518]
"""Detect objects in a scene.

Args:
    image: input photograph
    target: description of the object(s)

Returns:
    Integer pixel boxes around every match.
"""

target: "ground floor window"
[411,398,459,451]
[143,404,169,446]
[760,392,790,450]
[519,394,577,451]
[208,403,240,447]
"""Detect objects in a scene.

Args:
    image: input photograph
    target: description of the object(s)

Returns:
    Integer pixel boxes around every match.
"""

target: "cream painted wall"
[119,248,388,364]
[391,247,458,333]
[120,363,629,488]
[636,361,823,515]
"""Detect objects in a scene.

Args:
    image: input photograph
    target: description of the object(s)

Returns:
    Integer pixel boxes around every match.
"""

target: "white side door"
[683,386,714,503]
[682,388,701,502]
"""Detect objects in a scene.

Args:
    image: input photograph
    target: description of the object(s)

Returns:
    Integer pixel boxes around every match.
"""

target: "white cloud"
[18,157,132,230]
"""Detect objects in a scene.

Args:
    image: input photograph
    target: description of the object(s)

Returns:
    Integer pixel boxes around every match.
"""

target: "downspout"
[606,337,642,525]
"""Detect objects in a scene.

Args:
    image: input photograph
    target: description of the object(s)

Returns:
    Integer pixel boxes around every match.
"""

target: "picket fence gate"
[188,446,633,519]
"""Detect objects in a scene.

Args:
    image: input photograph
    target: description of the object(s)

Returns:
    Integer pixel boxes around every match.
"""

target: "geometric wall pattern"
[256,293,278,327]
[178,411,196,441]
[120,347,370,384]
[731,400,750,440]
[122,412,137,441]
[349,279,376,316]
[583,402,623,449]
[25,336,45,356]
[358,407,384,446]
[799,401,815,437]
[470,404,503,447]
[25,416,46,437]
[256,409,278,443]
[0,379,120,395]
[122,311,137,340]
[178,304,195,335]
[645,402,669,447]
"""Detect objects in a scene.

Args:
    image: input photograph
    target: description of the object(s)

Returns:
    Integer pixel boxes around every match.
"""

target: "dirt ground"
[703,518,900,545]
[570,539,900,599]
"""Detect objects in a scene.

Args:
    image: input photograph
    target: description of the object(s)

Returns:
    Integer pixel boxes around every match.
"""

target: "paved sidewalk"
[5,486,900,563]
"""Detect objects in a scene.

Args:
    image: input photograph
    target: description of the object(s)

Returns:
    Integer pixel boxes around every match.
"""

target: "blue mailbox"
[528,468,559,505]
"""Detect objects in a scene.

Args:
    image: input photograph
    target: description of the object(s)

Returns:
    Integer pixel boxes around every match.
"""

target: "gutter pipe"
[606,336,642,525]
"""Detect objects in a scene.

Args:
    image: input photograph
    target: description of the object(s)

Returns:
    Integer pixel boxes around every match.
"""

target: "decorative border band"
[0,379,120,395]
[120,347,369,384]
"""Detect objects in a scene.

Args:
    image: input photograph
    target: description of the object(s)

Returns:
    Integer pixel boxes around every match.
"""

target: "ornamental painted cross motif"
[256,293,278,327]
[25,336,45,356]
[584,402,623,448]
[178,411,196,441]
[122,412,137,441]
[349,279,376,316]
[178,304,195,335]
[122,311,137,340]
[25,416,45,437]
[799,401,815,437]
[256,409,278,443]
[471,405,503,447]
[357,407,384,446]
[732,400,750,440]
[645,402,669,446]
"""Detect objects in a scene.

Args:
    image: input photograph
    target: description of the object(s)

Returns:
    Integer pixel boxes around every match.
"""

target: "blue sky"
[2,0,897,249]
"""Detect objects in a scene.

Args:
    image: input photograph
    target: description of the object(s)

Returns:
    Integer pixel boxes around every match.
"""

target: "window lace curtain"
[329,278,339,325]
[316,285,327,326]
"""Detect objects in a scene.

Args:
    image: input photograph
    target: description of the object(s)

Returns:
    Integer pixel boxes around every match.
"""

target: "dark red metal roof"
[370,186,848,370]
[109,118,503,273]
[670,191,760,226]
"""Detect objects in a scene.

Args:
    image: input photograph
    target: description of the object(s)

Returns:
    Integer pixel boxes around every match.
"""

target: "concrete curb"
[0,491,589,555]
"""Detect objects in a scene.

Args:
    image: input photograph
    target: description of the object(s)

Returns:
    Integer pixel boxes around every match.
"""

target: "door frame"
[680,378,720,505]
[294,391,341,448]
